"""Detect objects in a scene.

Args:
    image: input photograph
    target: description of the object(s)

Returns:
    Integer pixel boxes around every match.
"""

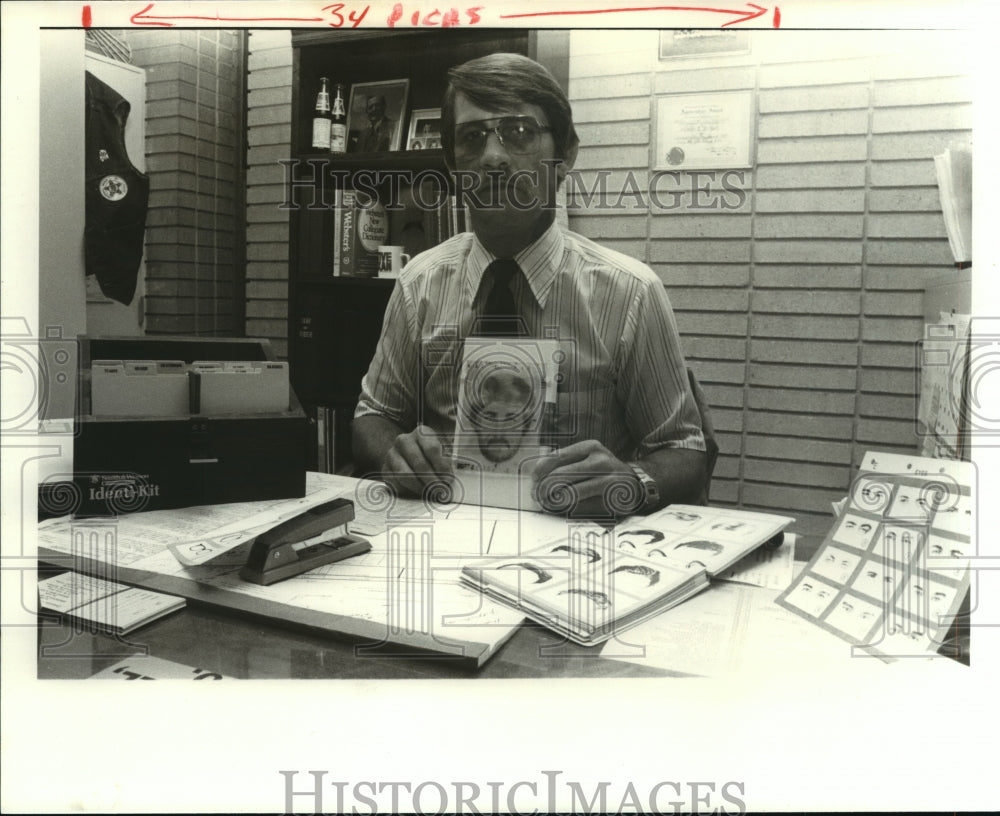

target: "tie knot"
[476,259,524,337]
[487,259,519,288]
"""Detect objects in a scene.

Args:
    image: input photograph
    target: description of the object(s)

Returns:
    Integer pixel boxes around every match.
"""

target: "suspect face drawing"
[468,367,537,464]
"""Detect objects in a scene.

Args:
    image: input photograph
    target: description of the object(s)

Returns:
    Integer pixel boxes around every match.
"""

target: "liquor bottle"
[330,83,347,155]
[311,77,332,151]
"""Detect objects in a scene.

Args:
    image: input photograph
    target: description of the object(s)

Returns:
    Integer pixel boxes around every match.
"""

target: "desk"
[36,472,968,679]
[37,594,685,679]
[37,570,969,680]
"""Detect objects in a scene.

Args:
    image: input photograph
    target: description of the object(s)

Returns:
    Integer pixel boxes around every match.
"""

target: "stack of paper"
[39,572,185,635]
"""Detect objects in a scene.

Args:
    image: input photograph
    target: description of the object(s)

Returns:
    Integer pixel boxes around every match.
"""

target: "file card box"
[73,336,308,516]
[91,359,189,417]
[190,361,290,415]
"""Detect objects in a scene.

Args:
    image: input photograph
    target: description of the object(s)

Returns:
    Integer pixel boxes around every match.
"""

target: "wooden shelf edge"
[295,148,448,173]
[298,276,397,287]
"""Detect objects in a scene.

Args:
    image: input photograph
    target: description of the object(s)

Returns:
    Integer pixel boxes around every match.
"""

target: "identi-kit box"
[73,336,309,516]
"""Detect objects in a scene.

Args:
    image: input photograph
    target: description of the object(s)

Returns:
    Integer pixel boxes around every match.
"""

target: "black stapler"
[240,497,371,585]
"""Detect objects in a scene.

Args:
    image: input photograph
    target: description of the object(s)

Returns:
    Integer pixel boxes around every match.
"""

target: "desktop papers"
[716,534,795,590]
[37,472,362,568]
[600,580,968,679]
[600,581,846,676]
[36,473,538,665]
[38,571,185,635]
[43,472,392,570]
[917,313,971,460]
[90,655,231,680]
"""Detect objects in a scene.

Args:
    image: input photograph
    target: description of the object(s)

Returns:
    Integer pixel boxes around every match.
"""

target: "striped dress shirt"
[355,222,705,459]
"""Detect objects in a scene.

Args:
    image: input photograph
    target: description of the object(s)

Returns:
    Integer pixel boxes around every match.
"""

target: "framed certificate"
[659,29,751,60]
[653,90,755,170]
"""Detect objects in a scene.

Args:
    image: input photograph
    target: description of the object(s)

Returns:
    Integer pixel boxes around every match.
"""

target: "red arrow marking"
[501,3,770,28]
[82,4,92,27]
[130,2,327,26]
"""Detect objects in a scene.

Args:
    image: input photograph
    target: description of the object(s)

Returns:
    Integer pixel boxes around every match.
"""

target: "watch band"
[628,463,660,512]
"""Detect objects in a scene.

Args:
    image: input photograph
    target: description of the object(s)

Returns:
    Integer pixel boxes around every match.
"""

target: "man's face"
[367,96,386,123]
[451,93,567,231]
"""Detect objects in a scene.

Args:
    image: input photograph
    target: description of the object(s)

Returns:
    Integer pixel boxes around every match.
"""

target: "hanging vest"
[85,71,150,306]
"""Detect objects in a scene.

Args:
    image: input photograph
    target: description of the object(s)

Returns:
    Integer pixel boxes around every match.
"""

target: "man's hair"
[441,52,579,165]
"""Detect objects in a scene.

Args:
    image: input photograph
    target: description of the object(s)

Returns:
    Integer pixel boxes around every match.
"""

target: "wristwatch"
[627,463,660,512]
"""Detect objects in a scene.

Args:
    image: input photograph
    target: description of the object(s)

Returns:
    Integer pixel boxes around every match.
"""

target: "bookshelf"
[287,28,569,470]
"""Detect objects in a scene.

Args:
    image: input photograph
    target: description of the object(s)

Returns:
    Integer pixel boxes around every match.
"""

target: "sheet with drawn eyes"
[776,451,972,660]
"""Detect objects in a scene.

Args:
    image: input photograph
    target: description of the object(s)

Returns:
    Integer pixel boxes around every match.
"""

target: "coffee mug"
[377,245,411,278]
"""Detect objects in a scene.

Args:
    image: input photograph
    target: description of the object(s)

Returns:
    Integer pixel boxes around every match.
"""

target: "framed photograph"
[659,29,751,60]
[346,79,409,153]
[653,90,755,170]
[406,107,442,151]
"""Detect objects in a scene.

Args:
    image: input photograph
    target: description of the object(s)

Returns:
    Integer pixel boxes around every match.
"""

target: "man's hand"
[531,440,640,518]
[381,424,453,498]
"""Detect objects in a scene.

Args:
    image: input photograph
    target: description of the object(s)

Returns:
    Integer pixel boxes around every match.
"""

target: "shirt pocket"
[555,384,631,456]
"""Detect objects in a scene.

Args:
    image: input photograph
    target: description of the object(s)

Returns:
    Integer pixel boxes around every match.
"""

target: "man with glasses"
[354,53,707,517]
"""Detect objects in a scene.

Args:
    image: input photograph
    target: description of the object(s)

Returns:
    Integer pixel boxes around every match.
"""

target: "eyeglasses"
[454,116,552,158]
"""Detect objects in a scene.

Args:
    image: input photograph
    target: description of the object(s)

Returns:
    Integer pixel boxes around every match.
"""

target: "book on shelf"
[39,571,186,636]
[333,187,468,277]
[315,404,335,473]
[461,504,793,646]
[332,190,388,278]
[331,187,353,277]
[333,187,468,278]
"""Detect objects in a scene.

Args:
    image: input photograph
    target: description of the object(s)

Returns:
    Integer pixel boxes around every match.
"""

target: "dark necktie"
[476,259,525,337]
